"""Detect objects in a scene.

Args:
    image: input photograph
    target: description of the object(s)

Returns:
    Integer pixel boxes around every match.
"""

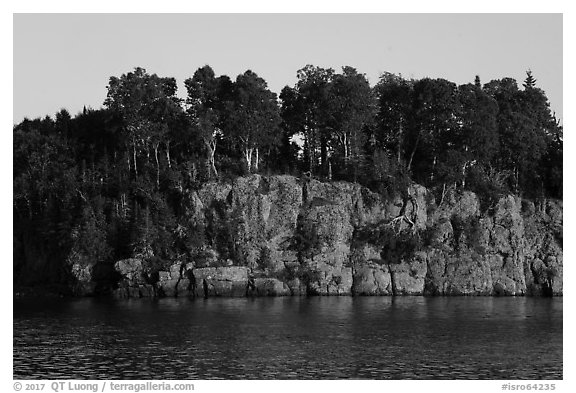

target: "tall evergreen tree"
[406,78,460,184]
[484,77,549,196]
[453,82,499,187]
[523,69,537,89]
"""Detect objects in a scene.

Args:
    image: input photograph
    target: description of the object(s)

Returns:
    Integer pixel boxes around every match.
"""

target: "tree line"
[13,65,562,290]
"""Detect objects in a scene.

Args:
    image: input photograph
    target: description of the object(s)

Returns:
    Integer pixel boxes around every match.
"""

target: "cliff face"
[68,174,562,298]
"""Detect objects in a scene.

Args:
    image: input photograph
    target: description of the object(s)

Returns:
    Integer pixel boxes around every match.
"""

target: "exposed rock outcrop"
[74,174,561,298]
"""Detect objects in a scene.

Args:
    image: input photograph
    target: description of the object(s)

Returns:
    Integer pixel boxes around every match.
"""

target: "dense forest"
[13,65,563,291]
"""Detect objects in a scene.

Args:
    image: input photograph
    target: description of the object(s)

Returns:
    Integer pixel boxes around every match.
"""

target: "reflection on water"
[14,296,562,379]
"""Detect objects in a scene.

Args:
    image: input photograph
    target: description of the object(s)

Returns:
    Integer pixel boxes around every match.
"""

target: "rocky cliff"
[68,175,562,298]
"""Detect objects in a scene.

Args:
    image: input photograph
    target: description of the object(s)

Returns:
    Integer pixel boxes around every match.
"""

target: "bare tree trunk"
[397,119,403,163]
[438,183,447,207]
[254,148,259,172]
[154,142,160,189]
[120,193,128,218]
[343,133,349,161]
[461,161,470,188]
[133,140,138,177]
[407,133,421,171]
[204,139,218,178]
[209,149,217,178]
[244,148,253,173]
[165,141,171,169]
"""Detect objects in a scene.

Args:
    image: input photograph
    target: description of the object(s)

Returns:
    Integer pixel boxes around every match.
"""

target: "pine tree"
[474,75,482,89]
[523,69,537,89]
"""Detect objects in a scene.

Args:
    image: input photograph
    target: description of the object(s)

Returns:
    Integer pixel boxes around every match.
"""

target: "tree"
[519,71,562,198]
[474,75,482,89]
[104,67,183,186]
[184,65,233,179]
[325,66,376,181]
[406,78,460,184]
[131,204,157,260]
[523,69,537,89]
[286,65,335,176]
[278,85,305,173]
[373,72,413,164]
[453,82,499,187]
[226,70,281,173]
[542,117,563,199]
[55,109,72,139]
[484,77,548,196]
[70,204,111,267]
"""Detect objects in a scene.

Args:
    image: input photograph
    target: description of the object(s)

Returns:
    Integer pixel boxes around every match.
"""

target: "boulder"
[425,251,492,296]
[389,252,428,295]
[67,252,96,296]
[249,278,291,296]
[352,263,393,295]
[303,261,353,295]
[114,258,145,285]
[192,266,249,297]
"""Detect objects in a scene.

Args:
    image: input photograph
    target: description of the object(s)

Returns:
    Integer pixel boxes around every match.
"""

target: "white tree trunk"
[154,142,160,188]
[209,147,218,178]
[244,148,253,173]
[165,141,171,169]
[133,141,138,177]
[204,139,218,178]
[407,133,420,171]
[397,119,403,163]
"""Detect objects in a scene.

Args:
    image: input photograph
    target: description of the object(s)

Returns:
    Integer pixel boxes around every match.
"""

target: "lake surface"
[13,296,562,379]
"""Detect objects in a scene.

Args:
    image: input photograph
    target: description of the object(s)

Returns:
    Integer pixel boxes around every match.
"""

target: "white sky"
[13,13,562,123]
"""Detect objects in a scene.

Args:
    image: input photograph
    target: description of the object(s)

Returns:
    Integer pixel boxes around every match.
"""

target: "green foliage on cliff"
[353,223,424,265]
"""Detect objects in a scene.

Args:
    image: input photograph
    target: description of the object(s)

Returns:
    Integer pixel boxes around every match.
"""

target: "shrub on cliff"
[293,215,322,261]
[365,149,411,200]
[353,222,424,265]
[70,204,112,268]
[466,166,510,213]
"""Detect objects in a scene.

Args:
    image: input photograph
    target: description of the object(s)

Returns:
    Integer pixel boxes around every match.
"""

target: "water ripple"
[14,297,562,379]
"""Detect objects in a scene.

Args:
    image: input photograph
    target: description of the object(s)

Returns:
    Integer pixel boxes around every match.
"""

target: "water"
[13,296,562,379]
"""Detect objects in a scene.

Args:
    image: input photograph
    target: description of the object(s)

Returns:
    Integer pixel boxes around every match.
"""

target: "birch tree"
[104,67,182,185]
[227,70,281,173]
[185,66,232,179]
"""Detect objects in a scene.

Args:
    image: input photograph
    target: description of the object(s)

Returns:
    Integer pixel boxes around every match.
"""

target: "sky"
[13,13,563,123]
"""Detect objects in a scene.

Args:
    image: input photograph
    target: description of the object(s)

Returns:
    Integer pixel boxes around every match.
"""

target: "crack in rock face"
[67,175,561,298]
